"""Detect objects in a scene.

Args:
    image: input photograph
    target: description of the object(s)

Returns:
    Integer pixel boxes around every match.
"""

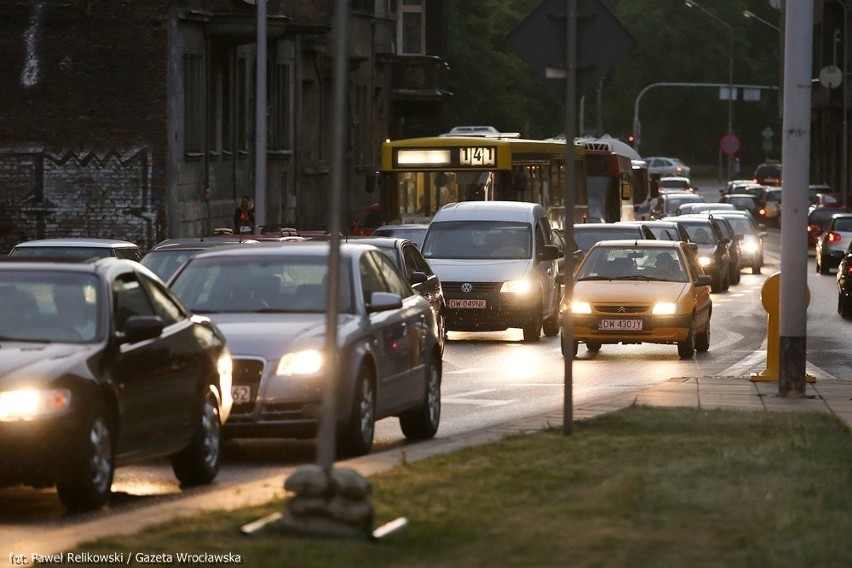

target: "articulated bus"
[376,133,587,227]
[574,136,647,223]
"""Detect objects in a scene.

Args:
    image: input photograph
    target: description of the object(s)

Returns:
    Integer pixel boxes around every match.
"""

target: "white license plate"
[449,299,487,309]
[599,319,643,331]
[231,385,252,403]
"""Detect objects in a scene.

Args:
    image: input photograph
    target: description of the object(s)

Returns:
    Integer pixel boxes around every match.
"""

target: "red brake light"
[826,231,842,243]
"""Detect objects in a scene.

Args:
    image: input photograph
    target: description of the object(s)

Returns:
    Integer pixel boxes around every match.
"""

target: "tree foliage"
[440,0,783,170]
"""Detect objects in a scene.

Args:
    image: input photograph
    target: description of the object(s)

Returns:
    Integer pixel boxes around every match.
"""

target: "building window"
[398,0,424,55]
[269,62,291,151]
[210,52,234,155]
[237,55,249,153]
[183,53,205,154]
[350,0,374,14]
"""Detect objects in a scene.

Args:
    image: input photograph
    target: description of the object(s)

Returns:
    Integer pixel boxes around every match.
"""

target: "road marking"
[443,389,515,407]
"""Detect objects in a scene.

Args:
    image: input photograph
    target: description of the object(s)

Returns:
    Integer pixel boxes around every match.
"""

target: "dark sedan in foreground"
[0,257,232,511]
[838,244,852,319]
[167,242,443,456]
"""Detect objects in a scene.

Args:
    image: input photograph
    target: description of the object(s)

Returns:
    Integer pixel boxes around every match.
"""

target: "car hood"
[424,258,532,282]
[573,280,689,303]
[205,312,360,358]
[0,342,99,386]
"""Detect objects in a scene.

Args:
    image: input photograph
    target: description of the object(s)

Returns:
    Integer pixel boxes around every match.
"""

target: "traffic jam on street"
[1,0,851,553]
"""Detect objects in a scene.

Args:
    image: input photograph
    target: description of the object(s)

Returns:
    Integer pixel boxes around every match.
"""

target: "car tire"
[819,256,831,275]
[695,318,710,352]
[586,342,601,353]
[171,391,221,486]
[399,354,441,440]
[542,313,559,337]
[711,272,724,293]
[337,366,376,457]
[677,322,696,359]
[840,296,852,320]
[523,310,542,343]
[56,401,115,512]
[730,268,741,285]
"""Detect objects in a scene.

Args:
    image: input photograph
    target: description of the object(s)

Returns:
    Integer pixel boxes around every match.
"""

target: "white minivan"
[420,201,561,342]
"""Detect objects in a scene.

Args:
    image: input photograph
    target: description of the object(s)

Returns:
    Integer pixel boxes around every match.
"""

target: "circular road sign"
[720,132,741,156]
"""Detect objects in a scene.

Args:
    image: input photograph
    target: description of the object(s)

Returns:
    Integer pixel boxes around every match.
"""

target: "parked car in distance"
[562,239,712,359]
[702,210,766,275]
[816,213,852,274]
[371,224,429,249]
[837,244,852,319]
[673,215,731,292]
[651,192,705,219]
[646,156,691,178]
[167,242,443,456]
[719,193,760,217]
[753,161,782,186]
[574,222,655,253]
[0,256,232,511]
[141,236,261,281]
[421,201,562,342]
[9,238,142,261]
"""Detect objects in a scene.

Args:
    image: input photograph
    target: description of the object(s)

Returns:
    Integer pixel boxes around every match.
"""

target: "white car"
[646,156,691,178]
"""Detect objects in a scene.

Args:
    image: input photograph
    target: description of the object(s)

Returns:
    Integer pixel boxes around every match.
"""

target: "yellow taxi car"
[561,240,712,359]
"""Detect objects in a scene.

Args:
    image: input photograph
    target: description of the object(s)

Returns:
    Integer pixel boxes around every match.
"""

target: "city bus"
[574,136,645,223]
[375,132,587,228]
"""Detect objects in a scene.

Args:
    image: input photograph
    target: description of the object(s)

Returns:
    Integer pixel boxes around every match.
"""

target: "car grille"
[594,305,649,314]
[232,358,264,415]
[443,281,503,294]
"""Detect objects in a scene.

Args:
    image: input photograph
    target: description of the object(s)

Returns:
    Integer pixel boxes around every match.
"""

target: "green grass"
[73,407,852,568]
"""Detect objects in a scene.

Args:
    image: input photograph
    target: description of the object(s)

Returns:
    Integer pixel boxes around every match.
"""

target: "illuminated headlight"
[571,301,592,314]
[0,389,71,421]
[652,302,677,315]
[740,237,759,254]
[500,280,532,295]
[698,256,714,267]
[276,349,324,376]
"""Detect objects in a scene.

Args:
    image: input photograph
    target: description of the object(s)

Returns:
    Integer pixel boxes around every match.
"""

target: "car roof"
[432,200,543,221]
[147,237,260,251]
[590,239,681,249]
[186,241,376,260]
[13,238,138,248]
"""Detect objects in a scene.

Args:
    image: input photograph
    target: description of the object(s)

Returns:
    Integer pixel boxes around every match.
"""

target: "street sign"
[507,0,636,99]
[720,132,741,156]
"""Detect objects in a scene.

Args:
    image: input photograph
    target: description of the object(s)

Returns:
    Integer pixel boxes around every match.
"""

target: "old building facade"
[0,0,450,253]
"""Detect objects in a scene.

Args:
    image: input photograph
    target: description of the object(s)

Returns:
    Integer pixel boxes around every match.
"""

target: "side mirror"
[367,292,403,313]
[695,275,713,287]
[409,271,428,285]
[538,244,560,261]
[121,315,164,344]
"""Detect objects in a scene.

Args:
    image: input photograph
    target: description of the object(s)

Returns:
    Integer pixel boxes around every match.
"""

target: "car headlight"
[276,349,325,376]
[500,280,532,295]
[571,301,592,314]
[740,237,759,254]
[0,388,71,422]
[218,348,233,402]
[698,256,714,267]
[652,302,677,315]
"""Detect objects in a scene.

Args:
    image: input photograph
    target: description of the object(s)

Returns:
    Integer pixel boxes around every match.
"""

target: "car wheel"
[695,318,710,352]
[840,296,852,320]
[56,402,115,511]
[819,256,831,275]
[399,354,441,440]
[337,366,375,457]
[586,342,601,353]
[730,268,741,285]
[677,322,696,359]
[171,391,221,486]
[542,313,559,337]
[710,272,723,293]
[523,310,542,343]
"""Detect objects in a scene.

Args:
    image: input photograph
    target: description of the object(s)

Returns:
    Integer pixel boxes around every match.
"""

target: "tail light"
[825,231,842,243]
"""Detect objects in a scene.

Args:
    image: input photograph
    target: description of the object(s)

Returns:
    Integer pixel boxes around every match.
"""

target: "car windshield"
[717,216,754,237]
[665,196,702,213]
[576,247,687,283]
[0,271,101,343]
[170,255,354,313]
[422,221,531,260]
[372,227,427,248]
[682,223,716,244]
[141,249,203,281]
[574,227,642,252]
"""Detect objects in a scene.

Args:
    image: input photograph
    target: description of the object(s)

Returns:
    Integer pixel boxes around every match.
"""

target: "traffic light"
[627,134,636,145]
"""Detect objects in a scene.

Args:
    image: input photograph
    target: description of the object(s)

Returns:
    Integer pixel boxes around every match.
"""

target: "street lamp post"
[685,0,734,180]
[835,0,849,207]
[743,9,780,32]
